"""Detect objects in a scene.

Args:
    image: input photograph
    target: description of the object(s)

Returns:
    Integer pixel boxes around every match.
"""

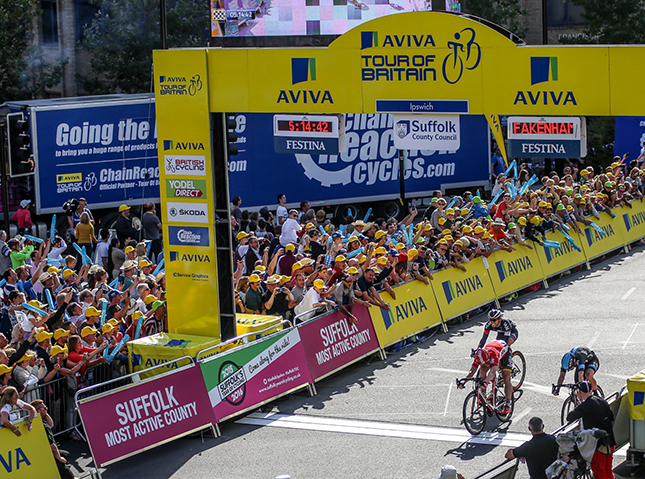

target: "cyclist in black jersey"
[553,346,600,395]
[477,308,518,413]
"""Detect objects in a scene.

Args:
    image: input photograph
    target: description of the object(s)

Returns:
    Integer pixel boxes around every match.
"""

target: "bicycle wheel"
[508,351,526,390]
[594,385,604,399]
[561,395,577,425]
[463,390,487,435]
[495,383,514,422]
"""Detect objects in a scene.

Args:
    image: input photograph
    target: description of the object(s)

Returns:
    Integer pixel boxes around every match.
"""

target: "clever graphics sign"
[78,365,215,468]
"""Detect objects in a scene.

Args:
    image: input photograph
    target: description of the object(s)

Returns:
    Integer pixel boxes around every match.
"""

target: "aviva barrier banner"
[619,201,645,244]
[534,229,588,278]
[431,258,496,321]
[486,246,543,297]
[367,280,443,348]
[579,213,626,261]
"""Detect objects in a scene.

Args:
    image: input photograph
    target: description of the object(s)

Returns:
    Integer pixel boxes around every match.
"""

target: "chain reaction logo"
[543,240,577,263]
[495,256,534,283]
[379,296,428,330]
[531,57,558,85]
[442,275,484,304]
[584,224,613,246]
[623,211,645,232]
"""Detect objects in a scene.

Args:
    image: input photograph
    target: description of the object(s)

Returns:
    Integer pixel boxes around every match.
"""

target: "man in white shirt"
[280,209,301,247]
[294,279,333,317]
[276,194,288,225]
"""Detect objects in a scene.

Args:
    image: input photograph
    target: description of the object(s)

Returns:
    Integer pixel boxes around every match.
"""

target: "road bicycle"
[457,375,513,435]
[471,348,526,391]
[552,383,605,425]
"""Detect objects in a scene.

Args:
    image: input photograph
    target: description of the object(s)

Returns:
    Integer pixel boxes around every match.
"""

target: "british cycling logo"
[164,155,206,176]
[278,58,332,105]
[379,296,428,330]
[623,211,645,232]
[584,224,613,246]
[442,275,483,304]
[359,28,481,85]
[158,74,202,96]
[495,256,533,283]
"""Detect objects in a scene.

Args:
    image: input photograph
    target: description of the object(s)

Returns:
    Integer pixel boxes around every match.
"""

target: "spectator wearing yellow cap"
[294,278,334,318]
[80,326,99,348]
[328,254,348,286]
[33,328,54,372]
[263,275,294,318]
[13,351,51,396]
[277,243,298,276]
[356,267,391,312]
[53,328,70,348]
[138,259,155,283]
[115,204,138,246]
[78,305,102,334]
[333,267,371,325]
[244,274,265,314]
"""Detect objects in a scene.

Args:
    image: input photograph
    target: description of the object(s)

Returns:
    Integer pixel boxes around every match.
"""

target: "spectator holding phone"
[263,275,293,318]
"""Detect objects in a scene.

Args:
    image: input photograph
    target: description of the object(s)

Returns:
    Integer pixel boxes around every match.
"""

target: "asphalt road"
[64,244,645,479]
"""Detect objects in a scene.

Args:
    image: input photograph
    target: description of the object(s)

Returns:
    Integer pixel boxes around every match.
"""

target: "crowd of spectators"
[230,159,644,324]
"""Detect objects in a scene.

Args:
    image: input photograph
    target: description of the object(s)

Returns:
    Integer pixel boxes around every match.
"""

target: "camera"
[62,198,79,216]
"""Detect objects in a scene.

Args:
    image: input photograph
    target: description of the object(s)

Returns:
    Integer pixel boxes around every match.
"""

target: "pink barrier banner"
[78,365,215,467]
[298,305,380,382]
[200,328,313,422]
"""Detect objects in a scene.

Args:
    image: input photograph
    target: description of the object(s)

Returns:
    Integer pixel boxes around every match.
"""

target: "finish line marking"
[236,412,531,448]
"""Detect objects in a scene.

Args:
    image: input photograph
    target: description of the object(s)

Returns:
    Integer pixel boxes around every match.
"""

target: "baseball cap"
[474,225,486,234]
[375,230,387,239]
[118,204,130,212]
[375,246,387,255]
[124,245,135,254]
[0,364,13,375]
[107,289,121,300]
[395,243,406,250]
[347,266,359,274]
[107,318,120,327]
[139,259,153,268]
[85,306,101,317]
[62,269,76,279]
[101,323,114,334]
[236,231,250,240]
[28,300,47,310]
[335,255,347,262]
[472,196,482,204]
[81,326,98,337]
[152,300,165,312]
[285,244,295,253]
[387,248,399,257]
[313,279,326,289]
[54,328,70,340]
[377,256,388,265]
[249,274,261,283]
[462,226,473,234]
[49,345,68,358]
[35,330,53,342]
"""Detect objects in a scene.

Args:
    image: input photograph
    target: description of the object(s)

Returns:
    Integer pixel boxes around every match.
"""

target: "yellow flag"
[486,113,508,168]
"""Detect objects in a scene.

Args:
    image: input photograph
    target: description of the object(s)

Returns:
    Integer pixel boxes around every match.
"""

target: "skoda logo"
[169,207,177,217]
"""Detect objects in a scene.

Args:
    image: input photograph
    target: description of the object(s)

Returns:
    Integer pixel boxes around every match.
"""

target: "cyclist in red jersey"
[458,339,511,414]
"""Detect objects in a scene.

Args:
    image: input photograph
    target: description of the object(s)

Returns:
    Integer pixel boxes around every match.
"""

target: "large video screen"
[211,0,446,37]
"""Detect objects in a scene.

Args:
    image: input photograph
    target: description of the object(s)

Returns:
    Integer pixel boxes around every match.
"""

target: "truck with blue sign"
[2,94,160,236]
[2,93,491,235]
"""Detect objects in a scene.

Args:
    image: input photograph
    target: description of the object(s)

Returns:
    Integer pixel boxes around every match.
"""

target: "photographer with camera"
[115,204,139,246]
[64,198,93,234]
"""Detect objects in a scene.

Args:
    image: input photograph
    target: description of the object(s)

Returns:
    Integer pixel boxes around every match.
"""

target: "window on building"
[76,0,101,41]
[41,0,58,44]
[547,0,585,25]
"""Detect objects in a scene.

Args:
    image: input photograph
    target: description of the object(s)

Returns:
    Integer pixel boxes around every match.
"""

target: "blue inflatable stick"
[146,240,152,257]
[589,222,606,237]
[100,300,108,326]
[447,197,458,209]
[490,189,504,205]
[106,335,130,363]
[504,160,517,178]
[363,208,372,223]
[50,215,56,241]
[346,247,364,259]
[557,227,582,252]
[24,234,43,243]
[22,303,48,316]
[45,289,55,310]
[152,258,164,275]
[134,313,144,339]
[542,240,561,249]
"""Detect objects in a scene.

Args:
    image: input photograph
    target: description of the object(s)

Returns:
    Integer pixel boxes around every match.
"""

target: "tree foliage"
[560,0,645,44]
[80,0,210,94]
[463,0,527,40]
[0,0,66,101]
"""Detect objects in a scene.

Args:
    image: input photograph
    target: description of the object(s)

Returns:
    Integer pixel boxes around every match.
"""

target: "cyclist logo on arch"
[188,74,203,96]
[442,27,482,84]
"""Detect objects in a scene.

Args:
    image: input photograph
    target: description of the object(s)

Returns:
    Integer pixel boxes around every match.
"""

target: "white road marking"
[443,383,452,416]
[587,331,601,349]
[621,287,636,301]
[511,407,533,424]
[236,412,531,448]
[598,372,631,380]
[522,381,562,398]
[623,323,640,350]
[428,367,469,375]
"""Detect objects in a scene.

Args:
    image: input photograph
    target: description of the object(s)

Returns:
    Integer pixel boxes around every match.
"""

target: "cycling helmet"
[488,309,503,321]
[562,351,575,370]
[474,348,490,366]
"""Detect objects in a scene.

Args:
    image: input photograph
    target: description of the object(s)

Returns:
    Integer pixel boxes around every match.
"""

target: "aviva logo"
[495,256,533,283]
[360,31,436,50]
[544,240,577,263]
[379,296,428,330]
[361,31,378,49]
[163,140,205,151]
[169,251,211,263]
[531,57,558,85]
[291,58,316,85]
[623,211,645,232]
[584,224,614,246]
[442,275,484,304]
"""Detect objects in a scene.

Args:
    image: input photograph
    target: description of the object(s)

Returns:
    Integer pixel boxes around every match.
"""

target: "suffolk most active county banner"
[228,113,490,209]
[199,328,313,422]
[77,365,215,468]
[30,99,160,214]
[297,304,380,382]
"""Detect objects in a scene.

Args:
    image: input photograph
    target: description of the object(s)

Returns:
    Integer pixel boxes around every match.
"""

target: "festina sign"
[274,136,341,155]
[507,139,582,159]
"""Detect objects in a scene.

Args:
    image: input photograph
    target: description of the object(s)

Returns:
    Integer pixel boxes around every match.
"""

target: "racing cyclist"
[553,346,599,395]
[458,339,512,414]
[477,308,518,411]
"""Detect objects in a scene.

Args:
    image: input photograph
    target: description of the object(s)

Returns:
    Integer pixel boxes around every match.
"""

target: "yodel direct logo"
[623,211,645,232]
[278,58,332,105]
[442,275,483,304]
[495,256,534,283]
[166,179,206,198]
[379,296,428,330]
